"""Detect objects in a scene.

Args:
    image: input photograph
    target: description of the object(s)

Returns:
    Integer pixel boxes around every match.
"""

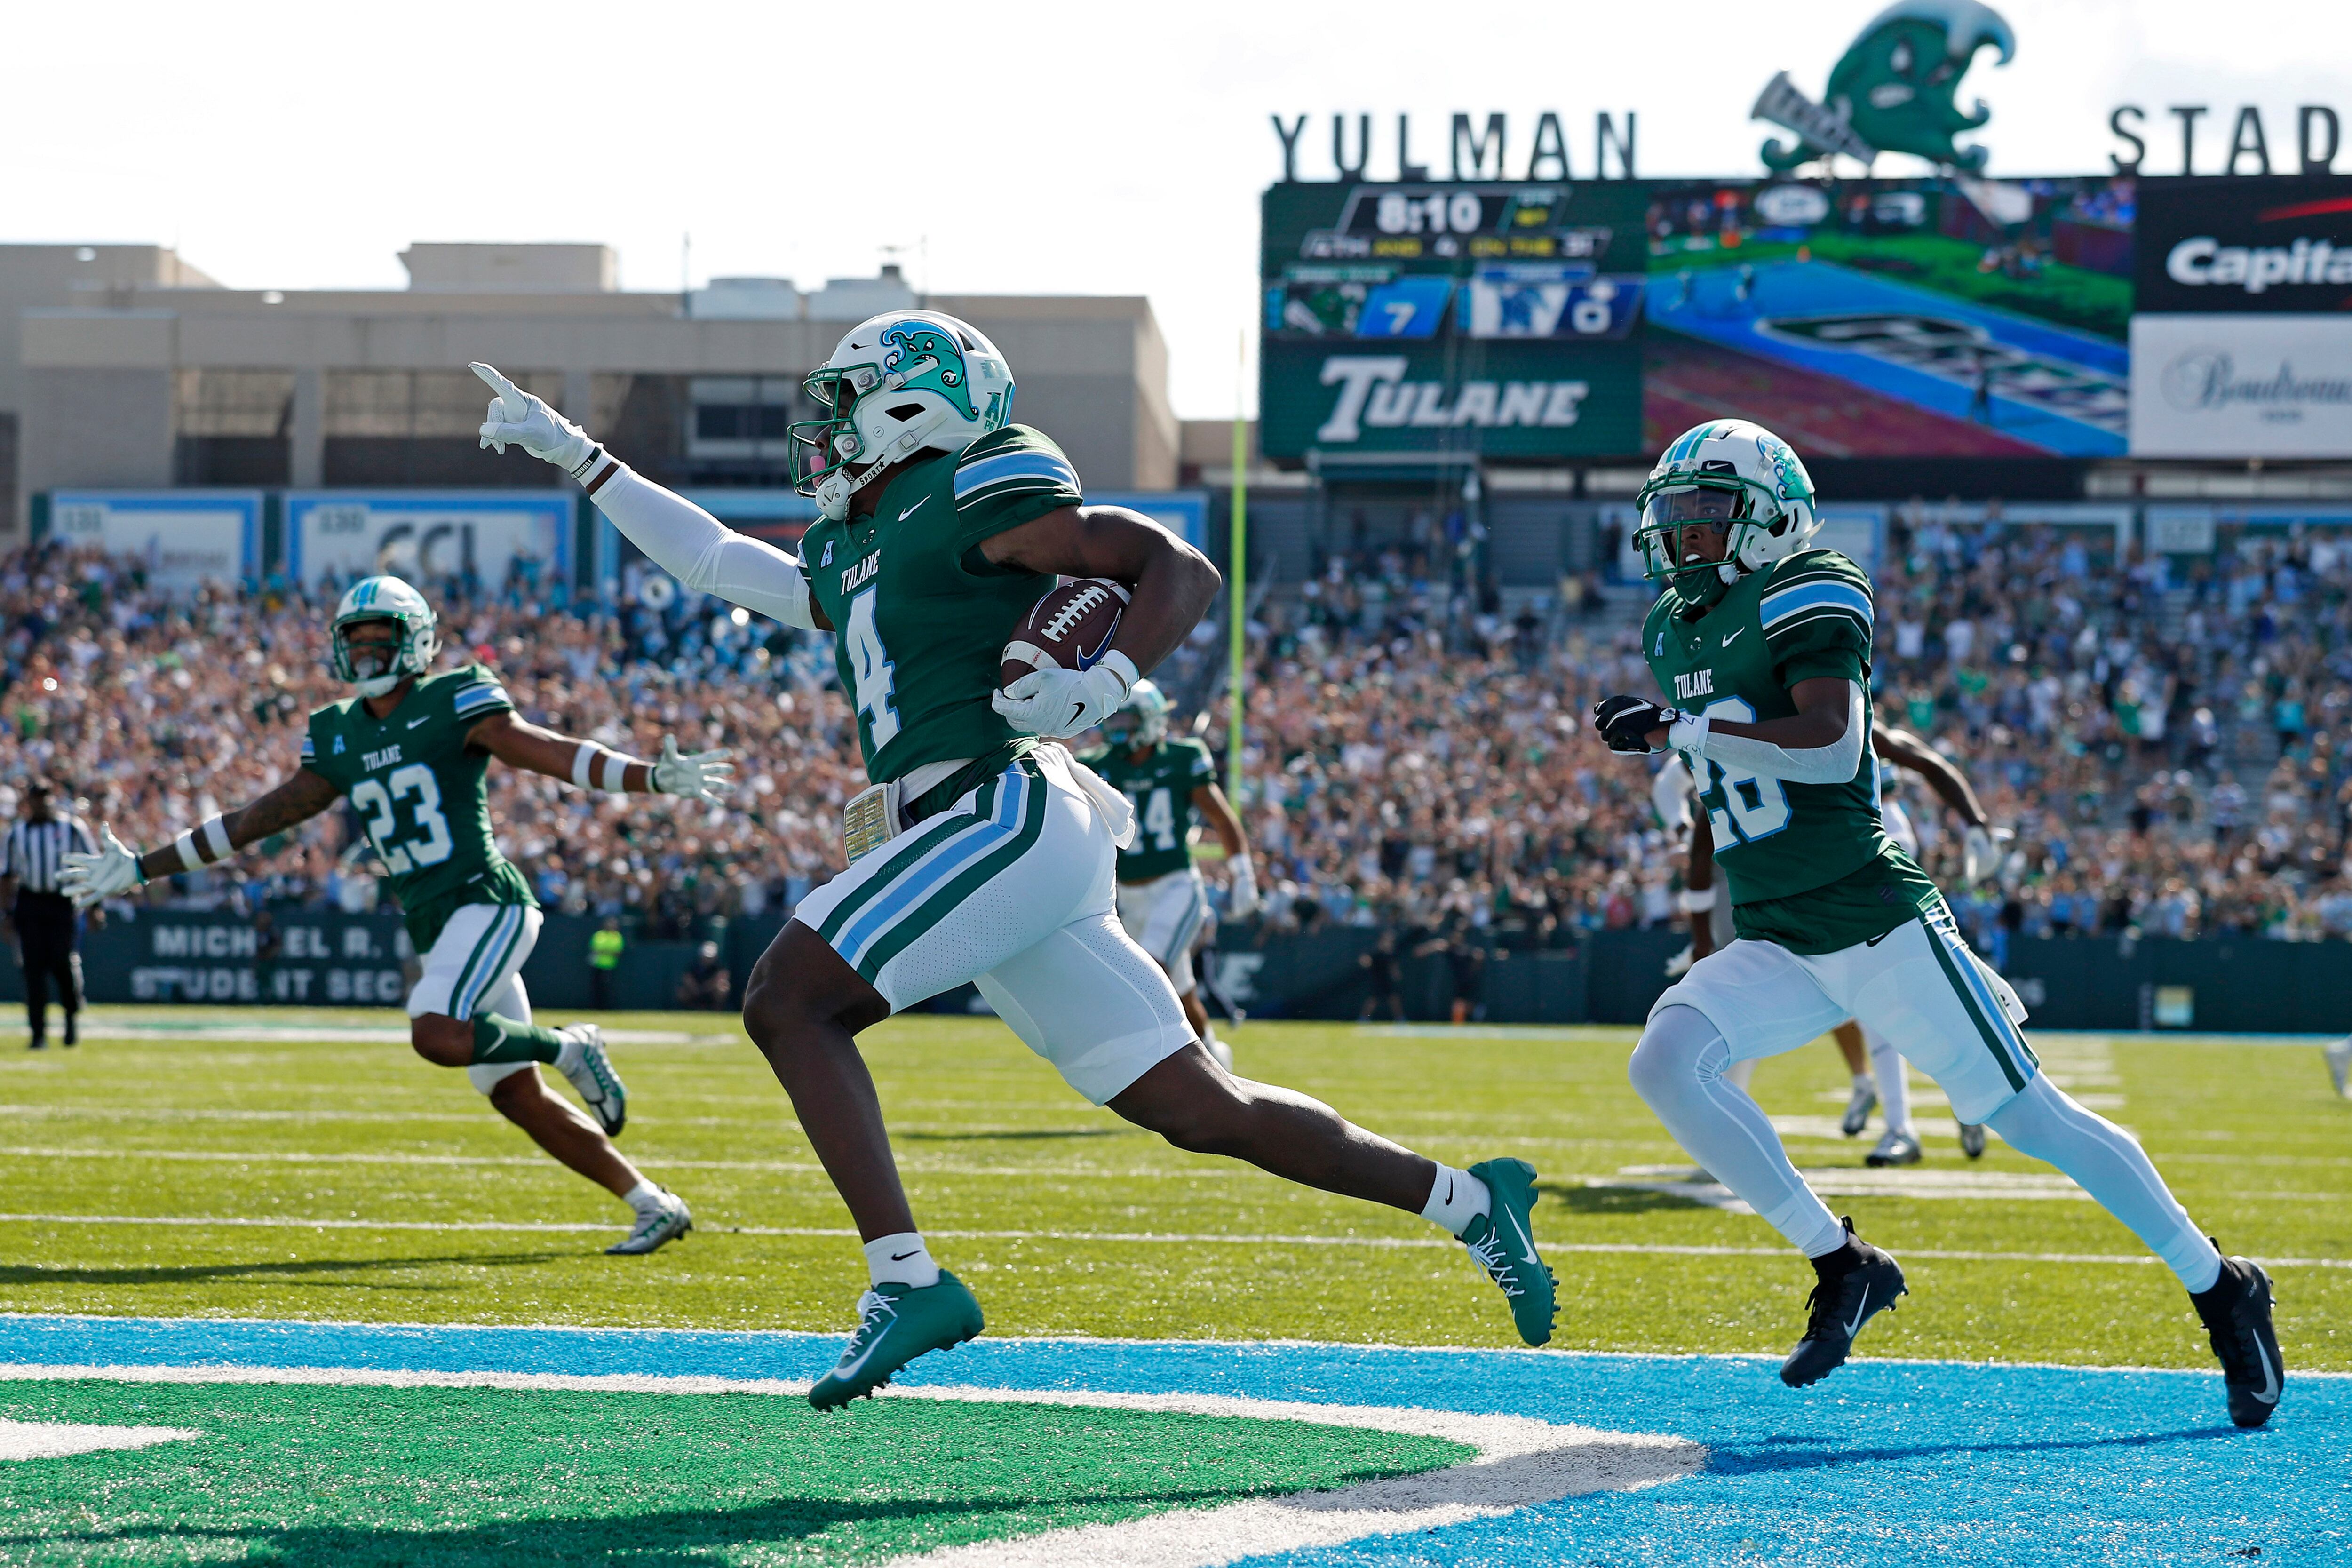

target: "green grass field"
[1,1009,2346,1371]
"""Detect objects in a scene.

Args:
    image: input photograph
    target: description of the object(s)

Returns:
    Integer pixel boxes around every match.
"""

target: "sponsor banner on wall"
[286,492,571,589]
[2134,175,2352,315]
[2129,315,2352,458]
[47,492,259,593]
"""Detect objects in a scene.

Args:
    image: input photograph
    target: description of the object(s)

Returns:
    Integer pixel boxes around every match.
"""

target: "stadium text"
[2109,103,2343,175]
[1270,112,1637,183]
[1313,357,1589,443]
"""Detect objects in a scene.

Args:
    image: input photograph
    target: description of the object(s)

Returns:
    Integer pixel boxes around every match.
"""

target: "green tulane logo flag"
[1260,338,1643,460]
[1752,0,2016,173]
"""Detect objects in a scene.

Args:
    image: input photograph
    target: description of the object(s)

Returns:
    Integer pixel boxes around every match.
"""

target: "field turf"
[1,1007,2345,1371]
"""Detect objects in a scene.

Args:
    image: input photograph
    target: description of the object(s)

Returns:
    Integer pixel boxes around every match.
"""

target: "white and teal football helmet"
[1633,419,1820,609]
[789,311,1016,521]
[1102,678,1173,750]
[329,575,438,698]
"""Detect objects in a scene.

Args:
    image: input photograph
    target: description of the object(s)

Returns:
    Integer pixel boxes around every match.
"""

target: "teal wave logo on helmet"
[330,575,438,698]
[1633,420,1820,609]
[789,311,1016,521]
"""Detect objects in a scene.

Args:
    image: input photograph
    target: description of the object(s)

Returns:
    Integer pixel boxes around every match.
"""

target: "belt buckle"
[842,782,901,864]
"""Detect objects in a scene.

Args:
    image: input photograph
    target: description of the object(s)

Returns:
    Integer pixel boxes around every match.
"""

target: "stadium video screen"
[1643,175,2132,460]
[1258,181,1651,462]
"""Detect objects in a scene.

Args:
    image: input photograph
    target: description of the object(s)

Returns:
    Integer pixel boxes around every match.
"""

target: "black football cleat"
[1780,1217,1907,1388]
[2192,1249,2283,1429]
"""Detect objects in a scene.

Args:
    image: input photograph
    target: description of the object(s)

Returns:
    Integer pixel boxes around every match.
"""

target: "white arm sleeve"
[1650,753,1695,833]
[1693,683,1867,785]
[589,464,817,629]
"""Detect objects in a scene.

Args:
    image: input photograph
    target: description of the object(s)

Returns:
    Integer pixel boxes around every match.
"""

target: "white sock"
[1851,1071,1874,1094]
[1868,1035,1913,1139]
[1983,1076,2222,1292]
[863,1232,942,1289]
[554,1031,585,1075]
[622,1180,665,1217]
[1420,1164,1491,1237]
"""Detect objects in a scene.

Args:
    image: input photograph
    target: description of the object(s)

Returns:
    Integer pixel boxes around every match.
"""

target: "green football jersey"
[302,665,536,951]
[1090,736,1216,881]
[799,425,1080,796]
[1640,549,1937,955]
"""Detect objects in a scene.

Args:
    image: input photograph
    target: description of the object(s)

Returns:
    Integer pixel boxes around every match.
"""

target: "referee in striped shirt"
[1,781,97,1050]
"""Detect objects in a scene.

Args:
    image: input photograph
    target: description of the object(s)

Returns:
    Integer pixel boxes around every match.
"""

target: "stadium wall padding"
[3,909,2341,1036]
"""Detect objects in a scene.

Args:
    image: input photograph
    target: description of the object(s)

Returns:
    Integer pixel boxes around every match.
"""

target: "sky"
[1,0,2344,418]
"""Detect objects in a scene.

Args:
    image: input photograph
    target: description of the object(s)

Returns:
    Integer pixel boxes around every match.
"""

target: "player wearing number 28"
[57,575,716,1255]
[1594,418,2283,1428]
[468,314,1557,1411]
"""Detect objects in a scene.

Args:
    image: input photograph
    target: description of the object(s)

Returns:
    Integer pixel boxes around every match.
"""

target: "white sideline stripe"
[0,1363,1702,1565]
[0,1417,201,1460]
[0,1211,2345,1271]
[0,1146,1265,1181]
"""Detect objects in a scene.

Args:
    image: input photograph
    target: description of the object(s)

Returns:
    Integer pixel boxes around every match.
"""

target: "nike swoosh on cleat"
[830,1320,894,1382]
[1501,1204,1538,1263]
[1843,1299,1869,1337]
[2255,1340,2280,1402]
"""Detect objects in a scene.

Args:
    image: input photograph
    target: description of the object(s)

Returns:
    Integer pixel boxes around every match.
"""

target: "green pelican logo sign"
[1752,0,2016,173]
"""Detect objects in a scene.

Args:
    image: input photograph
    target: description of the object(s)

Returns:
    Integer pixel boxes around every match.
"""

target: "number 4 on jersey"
[845,588,901,750]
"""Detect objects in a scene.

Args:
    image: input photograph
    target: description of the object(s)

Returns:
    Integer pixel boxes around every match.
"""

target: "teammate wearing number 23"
[57,574,725,1256]
[1593,418,2282,1428]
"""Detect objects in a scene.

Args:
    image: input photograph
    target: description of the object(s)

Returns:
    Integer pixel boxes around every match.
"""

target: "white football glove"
[60,825,143,909]
[1664,942,1696,979]
[1227,853,1259,920]
[651,736,736,804]
[992,662,1134,740]
[1962,823,2012,886]
[472,362,603,479]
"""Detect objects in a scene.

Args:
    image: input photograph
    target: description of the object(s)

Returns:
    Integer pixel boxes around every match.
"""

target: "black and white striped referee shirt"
[1,816,97,896]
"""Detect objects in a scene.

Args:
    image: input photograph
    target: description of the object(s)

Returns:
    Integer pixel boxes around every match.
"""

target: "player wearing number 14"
[58,575,727,1256]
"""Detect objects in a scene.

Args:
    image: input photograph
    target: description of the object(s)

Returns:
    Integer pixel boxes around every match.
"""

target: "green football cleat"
[1462,1158,1558,1346]
[808,1271,986,1411]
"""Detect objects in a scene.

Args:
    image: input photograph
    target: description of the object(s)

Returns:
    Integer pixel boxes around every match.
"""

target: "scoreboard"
[1260,181,1648,461]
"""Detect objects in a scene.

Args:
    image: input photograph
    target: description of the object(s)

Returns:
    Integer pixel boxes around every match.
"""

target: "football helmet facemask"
[330,575,439,698]
[1101,678,1173,751]
[788,311,1016,522]
[1633,419,1819,609]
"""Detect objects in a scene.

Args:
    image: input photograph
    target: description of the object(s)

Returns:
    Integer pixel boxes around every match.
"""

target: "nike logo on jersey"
[898,495,931,522]
[1673,669,1715,702]
[1721,626,1747,647]
[407,716,430,728]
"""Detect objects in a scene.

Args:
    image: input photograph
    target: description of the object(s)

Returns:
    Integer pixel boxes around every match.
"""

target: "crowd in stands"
[7,499,2352,963]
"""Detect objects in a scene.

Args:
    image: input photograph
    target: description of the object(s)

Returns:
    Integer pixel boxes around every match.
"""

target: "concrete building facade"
[2,243,1179,535]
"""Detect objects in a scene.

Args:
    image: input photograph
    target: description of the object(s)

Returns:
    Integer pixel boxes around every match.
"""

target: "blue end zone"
[1,1315,2340,1565]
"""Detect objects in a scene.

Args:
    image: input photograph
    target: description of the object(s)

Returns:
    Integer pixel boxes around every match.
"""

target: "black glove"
[1593,694,1680,754]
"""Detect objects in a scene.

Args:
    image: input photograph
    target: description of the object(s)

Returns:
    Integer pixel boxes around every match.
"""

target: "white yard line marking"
[0,1417,201,1460]
[0,1211,2344,1270]
[1602,1165,2095,1206]
[0,1146,1264,1181]
[0,1363,1701,1566]
[0,1025,732,1045]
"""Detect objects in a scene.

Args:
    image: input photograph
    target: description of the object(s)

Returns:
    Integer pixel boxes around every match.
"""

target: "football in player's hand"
[1001,578,1130,690]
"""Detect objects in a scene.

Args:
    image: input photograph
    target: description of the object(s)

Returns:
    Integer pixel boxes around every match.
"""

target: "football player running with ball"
[1088,680,1255,1069]
[59,576,721,1255]
[469,316,1554,1410]
[1592,419,2282,1428]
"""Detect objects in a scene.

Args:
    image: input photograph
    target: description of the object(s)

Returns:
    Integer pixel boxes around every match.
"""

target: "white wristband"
[174,831,203,872]
[571,742,599,790]
[1666,712,1711,756]
[1095,649,1140,700]
[1678,885,1718,913]
[200,816,232,860]
[601,752,629,793]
